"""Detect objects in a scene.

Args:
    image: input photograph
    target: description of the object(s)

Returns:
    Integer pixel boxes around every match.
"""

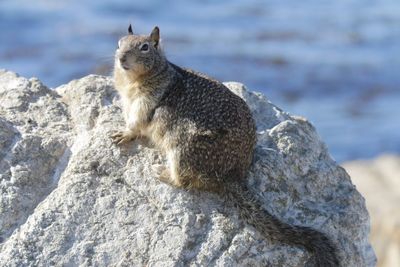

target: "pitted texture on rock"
[0,71,375,266]
[0,70,72,244]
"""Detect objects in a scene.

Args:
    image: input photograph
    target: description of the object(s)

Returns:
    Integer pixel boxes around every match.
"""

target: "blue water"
[1,0,399,162]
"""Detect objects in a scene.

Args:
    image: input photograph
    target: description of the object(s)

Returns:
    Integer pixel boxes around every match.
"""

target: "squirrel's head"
[115,25,164,79]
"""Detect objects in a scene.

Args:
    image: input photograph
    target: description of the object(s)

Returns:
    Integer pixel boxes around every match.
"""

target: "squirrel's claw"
[111,130,136,145]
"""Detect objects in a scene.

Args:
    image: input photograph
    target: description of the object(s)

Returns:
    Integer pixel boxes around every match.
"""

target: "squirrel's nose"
[119,55,127,63]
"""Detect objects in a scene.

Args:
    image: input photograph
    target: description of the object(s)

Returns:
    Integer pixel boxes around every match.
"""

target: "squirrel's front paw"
[111,130,137,145]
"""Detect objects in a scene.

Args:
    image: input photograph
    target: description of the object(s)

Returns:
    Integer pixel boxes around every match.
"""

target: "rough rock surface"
[343,155,400,267]
[0,70,375,266]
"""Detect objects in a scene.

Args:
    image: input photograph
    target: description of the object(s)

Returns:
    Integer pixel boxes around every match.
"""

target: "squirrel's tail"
[225,182,340,267]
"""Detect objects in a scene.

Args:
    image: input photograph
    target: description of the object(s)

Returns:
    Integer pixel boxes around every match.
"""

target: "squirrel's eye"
[140,43,149,52]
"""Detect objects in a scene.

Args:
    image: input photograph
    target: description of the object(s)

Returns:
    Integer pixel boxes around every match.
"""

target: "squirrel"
[111,25,340,267]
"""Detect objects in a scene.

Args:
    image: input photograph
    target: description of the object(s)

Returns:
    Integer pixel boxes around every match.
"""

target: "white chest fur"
[122,95,156,133]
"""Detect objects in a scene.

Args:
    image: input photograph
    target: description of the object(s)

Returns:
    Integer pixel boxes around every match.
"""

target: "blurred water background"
[0,0,399,162]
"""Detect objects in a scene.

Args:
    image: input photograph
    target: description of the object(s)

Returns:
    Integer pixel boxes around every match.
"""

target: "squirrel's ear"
[150,26,160,48]
[128,24,133,35]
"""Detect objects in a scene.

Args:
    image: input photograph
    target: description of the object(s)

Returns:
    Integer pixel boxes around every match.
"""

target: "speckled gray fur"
[150,64,256,189]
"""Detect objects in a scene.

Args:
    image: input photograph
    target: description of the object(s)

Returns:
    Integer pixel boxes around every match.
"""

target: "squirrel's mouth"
[119,60,130,71]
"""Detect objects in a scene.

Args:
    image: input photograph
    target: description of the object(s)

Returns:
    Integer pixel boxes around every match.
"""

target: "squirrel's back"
[151,63,256,190]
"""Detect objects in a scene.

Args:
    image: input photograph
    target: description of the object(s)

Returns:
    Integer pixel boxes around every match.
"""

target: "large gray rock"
[0,70,375,266]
